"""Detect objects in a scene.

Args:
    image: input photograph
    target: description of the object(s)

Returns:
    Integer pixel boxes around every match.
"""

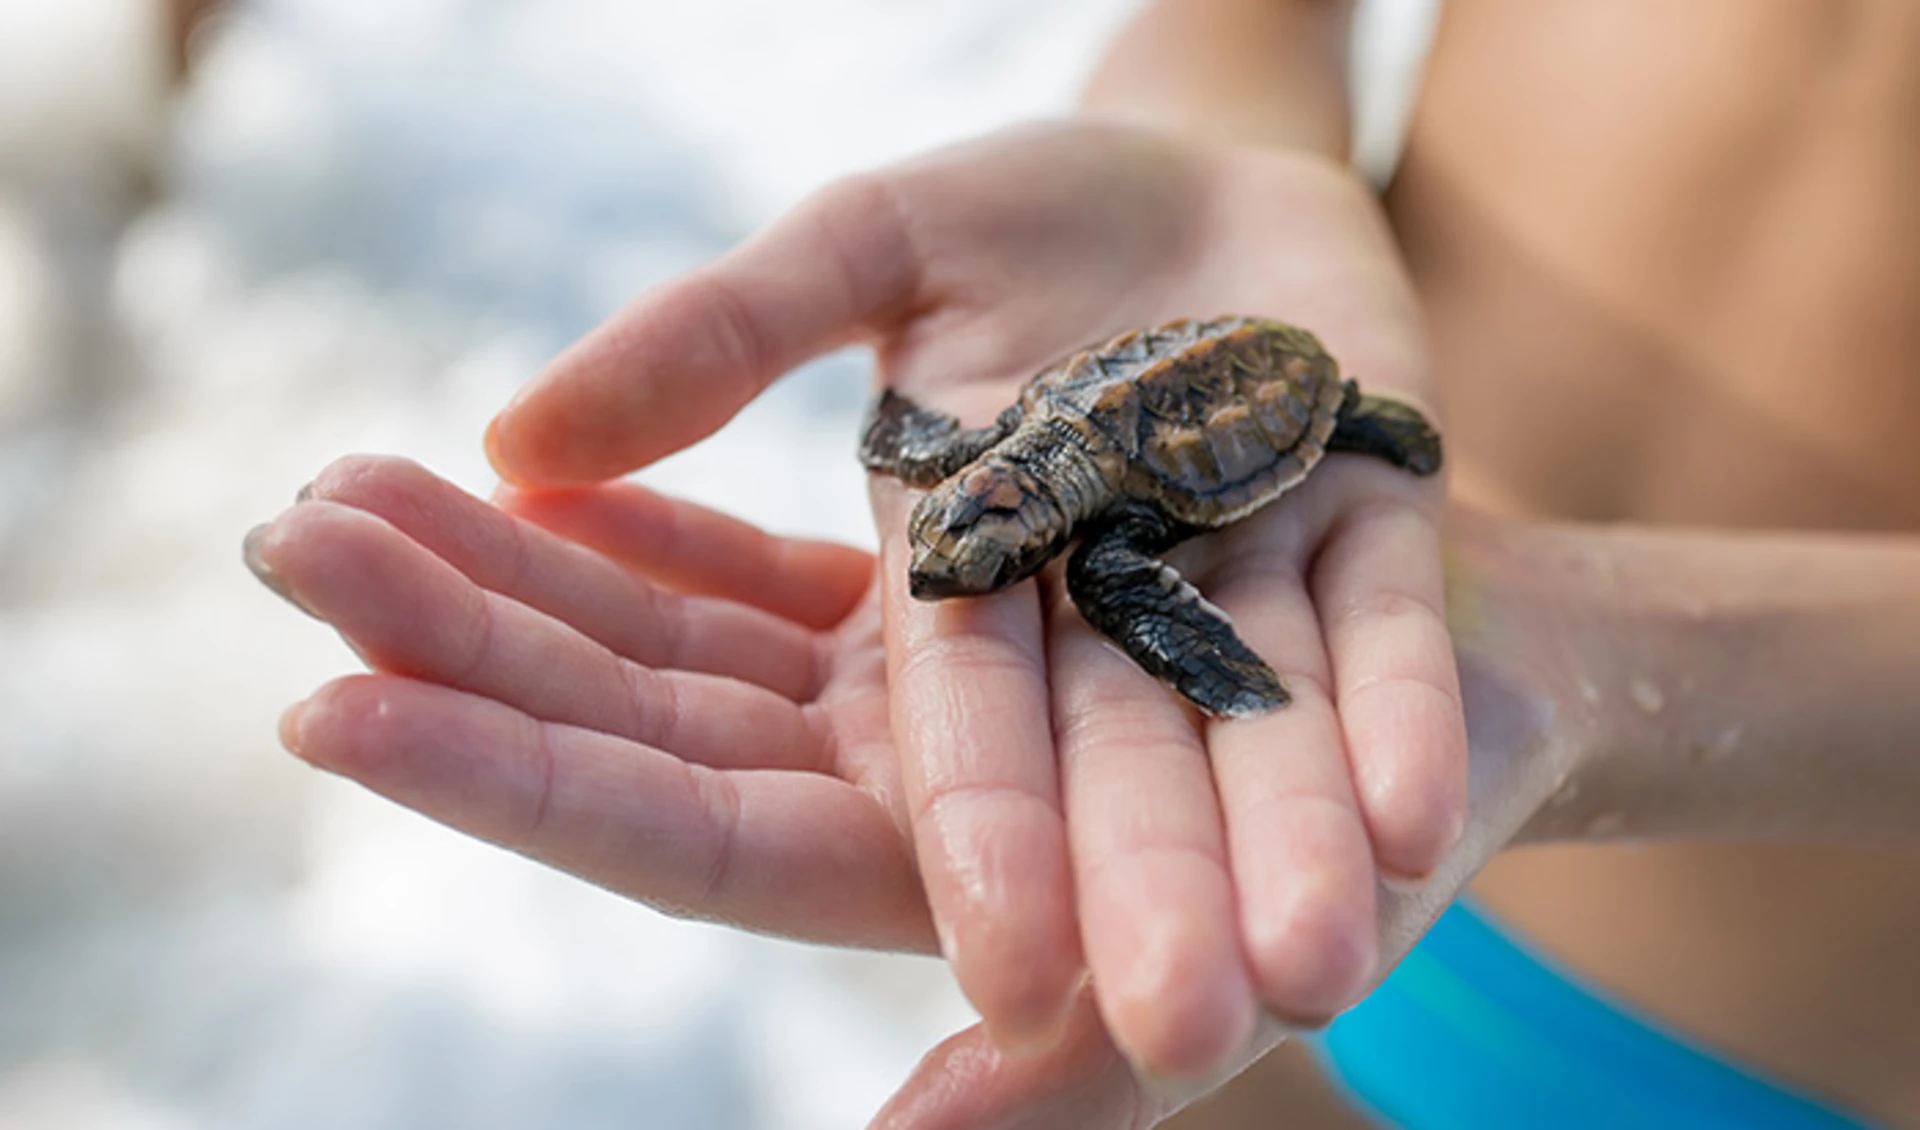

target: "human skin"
[251,0,1920,1120]
[875,519,1920,1130]
[1088,0,1920,1124]
[246,463,1920,1129]
[482,121,1465,1076]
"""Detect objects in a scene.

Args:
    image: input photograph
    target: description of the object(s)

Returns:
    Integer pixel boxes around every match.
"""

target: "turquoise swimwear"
[1310,901,1884,1130]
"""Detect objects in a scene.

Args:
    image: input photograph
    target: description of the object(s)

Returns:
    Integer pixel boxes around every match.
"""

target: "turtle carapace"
[859,316,1442,717]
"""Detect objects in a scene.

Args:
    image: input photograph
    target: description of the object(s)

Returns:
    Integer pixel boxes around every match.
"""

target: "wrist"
[1515,526,1920,846]
[1080,0,1354,158]
[1438,517,1612,847]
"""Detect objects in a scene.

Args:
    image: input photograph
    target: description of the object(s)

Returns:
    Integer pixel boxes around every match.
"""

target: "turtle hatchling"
[859,316,1442,717]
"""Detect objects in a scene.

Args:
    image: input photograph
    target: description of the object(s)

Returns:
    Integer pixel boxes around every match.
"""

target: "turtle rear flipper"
[1066,507,1287,717]
[1328,380,1443,477]
[859,389,1025,487]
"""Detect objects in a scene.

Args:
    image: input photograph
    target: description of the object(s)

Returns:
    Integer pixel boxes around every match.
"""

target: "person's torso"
[1387,0,1920,1122]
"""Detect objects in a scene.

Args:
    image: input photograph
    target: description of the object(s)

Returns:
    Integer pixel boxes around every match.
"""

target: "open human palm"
[251,458,1581,1129]
[254,121,1480,1127]
[252,457,932,949]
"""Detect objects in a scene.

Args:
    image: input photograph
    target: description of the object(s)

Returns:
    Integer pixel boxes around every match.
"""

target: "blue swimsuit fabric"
[1309,901,1883,1130]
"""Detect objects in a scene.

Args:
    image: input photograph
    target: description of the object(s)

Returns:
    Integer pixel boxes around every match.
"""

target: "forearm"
[1080,0,1354,157]
[1523,525,1920,844]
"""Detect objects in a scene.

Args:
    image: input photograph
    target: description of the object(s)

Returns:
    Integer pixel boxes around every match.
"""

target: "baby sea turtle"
[859,316,1441,717]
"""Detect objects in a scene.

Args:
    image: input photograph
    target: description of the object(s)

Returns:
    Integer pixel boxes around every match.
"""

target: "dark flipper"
[858,389,1025,488]
[1066,506,1286,717]
[1328,379,1444,477]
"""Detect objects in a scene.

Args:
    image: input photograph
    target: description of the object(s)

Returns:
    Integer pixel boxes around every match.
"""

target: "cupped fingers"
[298,455,848,695]
[1047,597,1256,1080]
[496,477,872,631]
[874,481,1082,1052]
[285,674,931,951]
[248,499,822,774]
[1311,498,1466,879]
[1203,561,1378,1023]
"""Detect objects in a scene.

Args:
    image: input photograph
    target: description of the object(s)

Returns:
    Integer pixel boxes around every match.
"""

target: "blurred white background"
[0,0,1435,1126]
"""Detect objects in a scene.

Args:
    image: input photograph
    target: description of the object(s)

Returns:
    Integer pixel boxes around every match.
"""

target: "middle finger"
[303,455,829,700]
[253,500,825,775]
[876,483,1083,1052]
[1048,593,1257,1080]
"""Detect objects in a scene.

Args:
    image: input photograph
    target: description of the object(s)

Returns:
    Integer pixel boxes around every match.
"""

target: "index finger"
[874,481,1084,1052]
[487,175,920,485]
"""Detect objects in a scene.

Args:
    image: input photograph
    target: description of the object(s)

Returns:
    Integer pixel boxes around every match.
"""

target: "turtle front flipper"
[1327,379,1444,477]
[859,389,1025,487]
[1066,506,1287,717]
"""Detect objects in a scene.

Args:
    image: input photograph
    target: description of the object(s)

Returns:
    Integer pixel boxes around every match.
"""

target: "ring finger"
[1203,558,1378,1023]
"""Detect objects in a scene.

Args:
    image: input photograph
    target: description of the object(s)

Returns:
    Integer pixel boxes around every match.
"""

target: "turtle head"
[906,459,1069,600]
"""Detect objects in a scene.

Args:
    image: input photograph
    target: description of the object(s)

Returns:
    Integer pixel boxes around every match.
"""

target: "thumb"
[488,174,920,485]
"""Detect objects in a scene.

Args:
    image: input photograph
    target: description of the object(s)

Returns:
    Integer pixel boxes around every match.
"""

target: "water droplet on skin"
[1684,723,1744,767]
[1586,811,1627,838]
[1706,724,1742,761]
[1629,676,1664,714]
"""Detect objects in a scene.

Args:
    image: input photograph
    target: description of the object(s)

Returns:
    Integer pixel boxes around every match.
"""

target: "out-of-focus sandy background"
[0,1,1435,1126]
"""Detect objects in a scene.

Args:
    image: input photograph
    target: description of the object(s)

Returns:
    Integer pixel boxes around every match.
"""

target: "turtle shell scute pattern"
[1030,317,1348,528]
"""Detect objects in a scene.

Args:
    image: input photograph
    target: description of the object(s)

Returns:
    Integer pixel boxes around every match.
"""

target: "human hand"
[483,120,1464,1077]
[246,455,942,952]
[870,508,1605,1129]
[241,459,1529,1130]
[244,458,1485,1130]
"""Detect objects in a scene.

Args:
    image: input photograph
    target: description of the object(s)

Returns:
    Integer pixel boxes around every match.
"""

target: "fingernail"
[1380,806,1467,891]
[1378,869,1432,896]
[488,479,524,508]
[483,415,526,485]
[984,975,1083,1059]
[278,699,309,759]
[242,523,320,620]
[1137,1015,1290,1105]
